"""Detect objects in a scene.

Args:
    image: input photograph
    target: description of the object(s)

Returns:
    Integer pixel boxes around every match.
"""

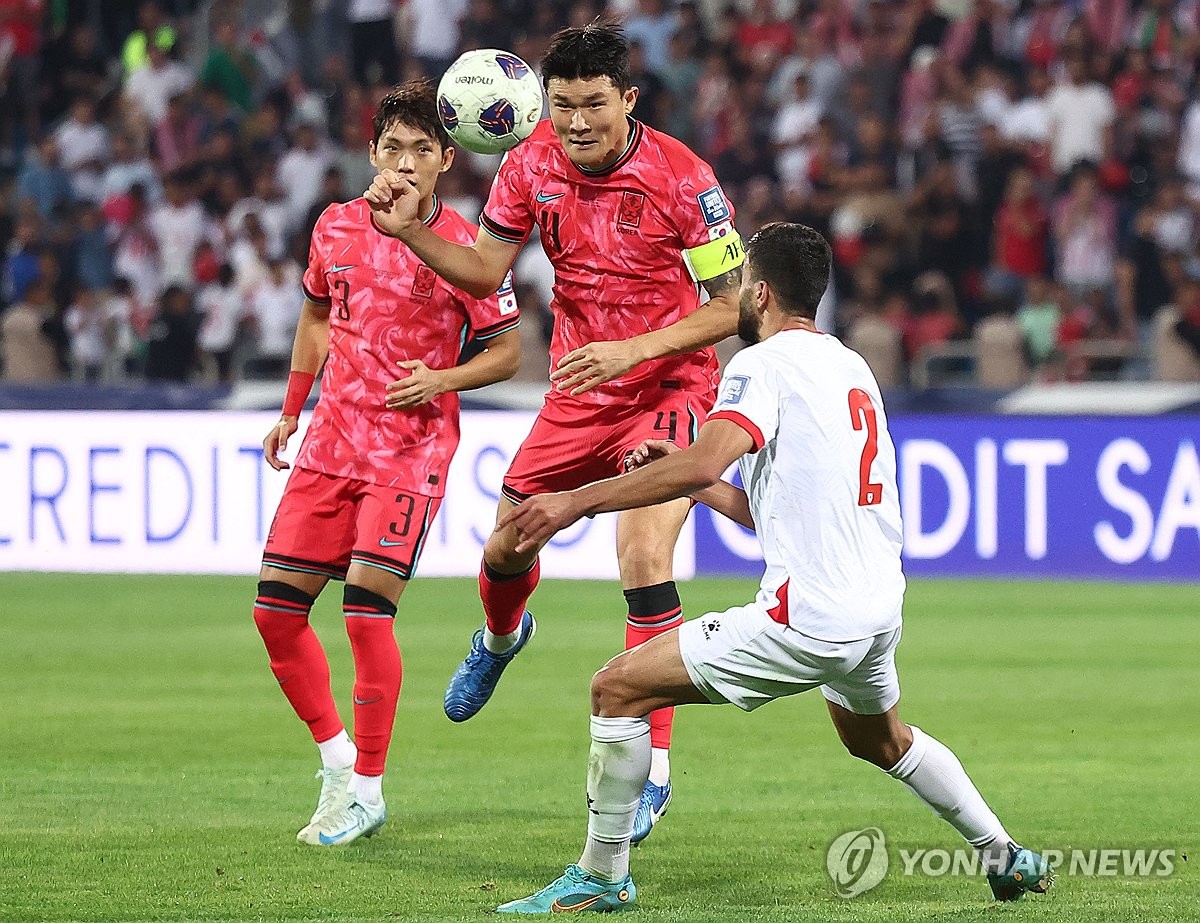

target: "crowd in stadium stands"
[2,0,1200,389]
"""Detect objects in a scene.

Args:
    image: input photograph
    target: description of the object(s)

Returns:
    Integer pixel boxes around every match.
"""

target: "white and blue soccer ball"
[436,49,543,155]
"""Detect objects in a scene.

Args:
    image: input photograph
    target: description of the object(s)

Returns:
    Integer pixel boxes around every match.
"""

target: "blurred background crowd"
[2,0,1200,391]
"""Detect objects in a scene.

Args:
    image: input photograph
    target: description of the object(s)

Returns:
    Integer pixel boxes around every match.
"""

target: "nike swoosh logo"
[354,695,383,705]
[535,192,565,203]
[379,537,407,547]
[550,894,606,912]
[318,829,353,845]
[330,263,355,272]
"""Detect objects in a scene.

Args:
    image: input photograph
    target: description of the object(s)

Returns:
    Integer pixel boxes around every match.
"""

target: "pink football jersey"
[296,196,520,495]
[480,120,738,409]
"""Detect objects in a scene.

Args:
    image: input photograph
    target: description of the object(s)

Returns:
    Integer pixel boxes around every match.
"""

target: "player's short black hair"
[541,21,631,92]
[372,79,450,150]
[744,223,831,319]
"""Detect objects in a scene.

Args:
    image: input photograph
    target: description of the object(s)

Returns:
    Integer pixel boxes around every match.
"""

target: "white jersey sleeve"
[707,348,779,452]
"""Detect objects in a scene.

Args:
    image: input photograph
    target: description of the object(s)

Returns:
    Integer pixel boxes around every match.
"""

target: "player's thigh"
[262,468,358,585]
[678,602,862,712]
[591,628,710,717]
[348,482,441,593]
[615,498,691,588]
[819,626,902,717]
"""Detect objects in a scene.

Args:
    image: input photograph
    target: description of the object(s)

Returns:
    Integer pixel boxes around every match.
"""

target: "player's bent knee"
[483,532,537,574]
[590,659,642,717]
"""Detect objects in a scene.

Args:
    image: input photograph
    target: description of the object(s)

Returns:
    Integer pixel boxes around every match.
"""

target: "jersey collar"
[421,194,442,227]
[572,118,643,178]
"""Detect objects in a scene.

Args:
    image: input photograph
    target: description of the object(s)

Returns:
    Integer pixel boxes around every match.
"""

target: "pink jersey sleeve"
[660,151,738,256]
[302,207,332,305]
[463,269,522,340]
[479,148,535,245]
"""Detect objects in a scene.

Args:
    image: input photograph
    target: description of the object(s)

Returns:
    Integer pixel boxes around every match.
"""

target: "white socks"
[317,730,356,769]
[579,715,651,882]
[648,746,670,787]
[482,626,522,654]
[886,725,1012,868]
[350,771,384,806]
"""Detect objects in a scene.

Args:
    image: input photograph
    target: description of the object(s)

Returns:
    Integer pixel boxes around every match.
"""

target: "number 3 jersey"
[708,330,906,642]
[296,196,520,495]
[480,119,743,410]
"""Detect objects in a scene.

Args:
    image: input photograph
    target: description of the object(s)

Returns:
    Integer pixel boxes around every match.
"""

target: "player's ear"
[368,140,378,170]
[623,86,638,115]
[439,143,455,173]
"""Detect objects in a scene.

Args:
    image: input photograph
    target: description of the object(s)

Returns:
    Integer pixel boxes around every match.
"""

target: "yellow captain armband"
[682,231,746,282]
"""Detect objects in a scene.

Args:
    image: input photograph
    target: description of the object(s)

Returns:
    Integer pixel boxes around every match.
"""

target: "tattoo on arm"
[702,266,742,300]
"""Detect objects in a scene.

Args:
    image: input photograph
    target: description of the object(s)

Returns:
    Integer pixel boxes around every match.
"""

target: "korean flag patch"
[697,185,732,226]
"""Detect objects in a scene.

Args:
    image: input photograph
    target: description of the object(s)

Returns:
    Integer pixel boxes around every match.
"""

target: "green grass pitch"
[1,574,1197,922]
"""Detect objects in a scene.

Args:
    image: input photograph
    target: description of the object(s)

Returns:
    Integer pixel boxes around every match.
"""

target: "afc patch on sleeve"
[719,374,750,405]
[697,185,732,226]
[497,271,517,315]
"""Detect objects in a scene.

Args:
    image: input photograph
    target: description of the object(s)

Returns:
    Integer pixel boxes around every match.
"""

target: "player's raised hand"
[498,493,585,553]
[386,359,446,409]
[624,439,680,471]
[363,169,421,238]
[551,340,646,395]
[263,416,299,471]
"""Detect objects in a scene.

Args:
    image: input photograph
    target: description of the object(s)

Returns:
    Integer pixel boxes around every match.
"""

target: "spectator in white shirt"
[1046,54,1115,176]
[54,97,109,184]
[148,173,217,288]
[278,120,334,234]
[197,263,244,384]
[123,40,194,128]
[248,256,302,374]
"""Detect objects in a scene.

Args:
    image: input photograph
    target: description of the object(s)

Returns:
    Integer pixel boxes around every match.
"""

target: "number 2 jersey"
[708,331,906,642]
[480,119,744,410]
[296,196,520,495]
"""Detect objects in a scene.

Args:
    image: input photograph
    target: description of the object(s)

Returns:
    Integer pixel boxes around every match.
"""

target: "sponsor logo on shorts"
[378,537,408,548]
[700,618,721,640]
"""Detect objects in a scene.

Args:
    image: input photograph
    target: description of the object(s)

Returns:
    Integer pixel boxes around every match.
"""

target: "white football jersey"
[709,329,905,642]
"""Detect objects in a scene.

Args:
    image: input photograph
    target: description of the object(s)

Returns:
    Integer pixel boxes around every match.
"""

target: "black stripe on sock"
[343,584,398,617]
[623,581,680,618]
[483,560,536,584]
[257,580,316,608]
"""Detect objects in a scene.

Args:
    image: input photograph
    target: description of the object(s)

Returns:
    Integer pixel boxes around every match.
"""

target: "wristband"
[282,371,315,417]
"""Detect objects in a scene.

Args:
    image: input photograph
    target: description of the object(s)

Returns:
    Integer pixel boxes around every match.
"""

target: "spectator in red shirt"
[987,165,1050,301]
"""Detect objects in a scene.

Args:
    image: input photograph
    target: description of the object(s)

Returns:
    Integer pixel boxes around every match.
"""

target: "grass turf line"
[0,575,1197,922]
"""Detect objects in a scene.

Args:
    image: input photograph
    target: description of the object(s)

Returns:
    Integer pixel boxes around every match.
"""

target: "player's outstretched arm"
[385,328,521,409]
[500,419,754,552]
[364,169,519,299]
[263,298,331,471]
[627,439,755,531]
[549,265,743,396]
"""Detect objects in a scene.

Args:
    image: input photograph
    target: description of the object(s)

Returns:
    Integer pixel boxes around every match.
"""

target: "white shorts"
[678,601,902,715]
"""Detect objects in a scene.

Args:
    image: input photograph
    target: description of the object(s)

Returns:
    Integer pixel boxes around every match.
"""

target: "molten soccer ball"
[437,49,543,155]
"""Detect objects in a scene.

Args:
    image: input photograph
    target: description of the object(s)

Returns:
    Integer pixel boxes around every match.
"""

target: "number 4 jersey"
[480,119,744,410]
[296,196,520,494]
[708,330,906,642]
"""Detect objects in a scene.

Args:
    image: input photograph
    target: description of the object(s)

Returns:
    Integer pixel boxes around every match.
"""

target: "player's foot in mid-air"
[987,844,1054,901]
[630,779,672,846]
[296,797,386,846]
[496,864,636,914]
[444,611,536,722]
[296,765,355,842]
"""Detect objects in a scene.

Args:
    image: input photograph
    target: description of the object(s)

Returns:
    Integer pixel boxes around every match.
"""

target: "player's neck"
[767,316,819,339]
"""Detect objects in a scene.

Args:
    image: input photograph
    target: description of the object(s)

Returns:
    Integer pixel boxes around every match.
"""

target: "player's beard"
[737,288,761,345]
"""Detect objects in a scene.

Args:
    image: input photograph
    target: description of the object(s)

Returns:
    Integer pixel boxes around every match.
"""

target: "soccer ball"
[437,49,543,155]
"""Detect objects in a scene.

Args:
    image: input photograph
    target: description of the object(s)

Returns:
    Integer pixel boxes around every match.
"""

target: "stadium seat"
[1153,306,1200,382]
[974,316,1029,389]
[847,315,904,389]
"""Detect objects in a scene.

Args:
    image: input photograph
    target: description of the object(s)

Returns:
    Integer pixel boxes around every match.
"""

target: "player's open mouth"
[570,139,596,147]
